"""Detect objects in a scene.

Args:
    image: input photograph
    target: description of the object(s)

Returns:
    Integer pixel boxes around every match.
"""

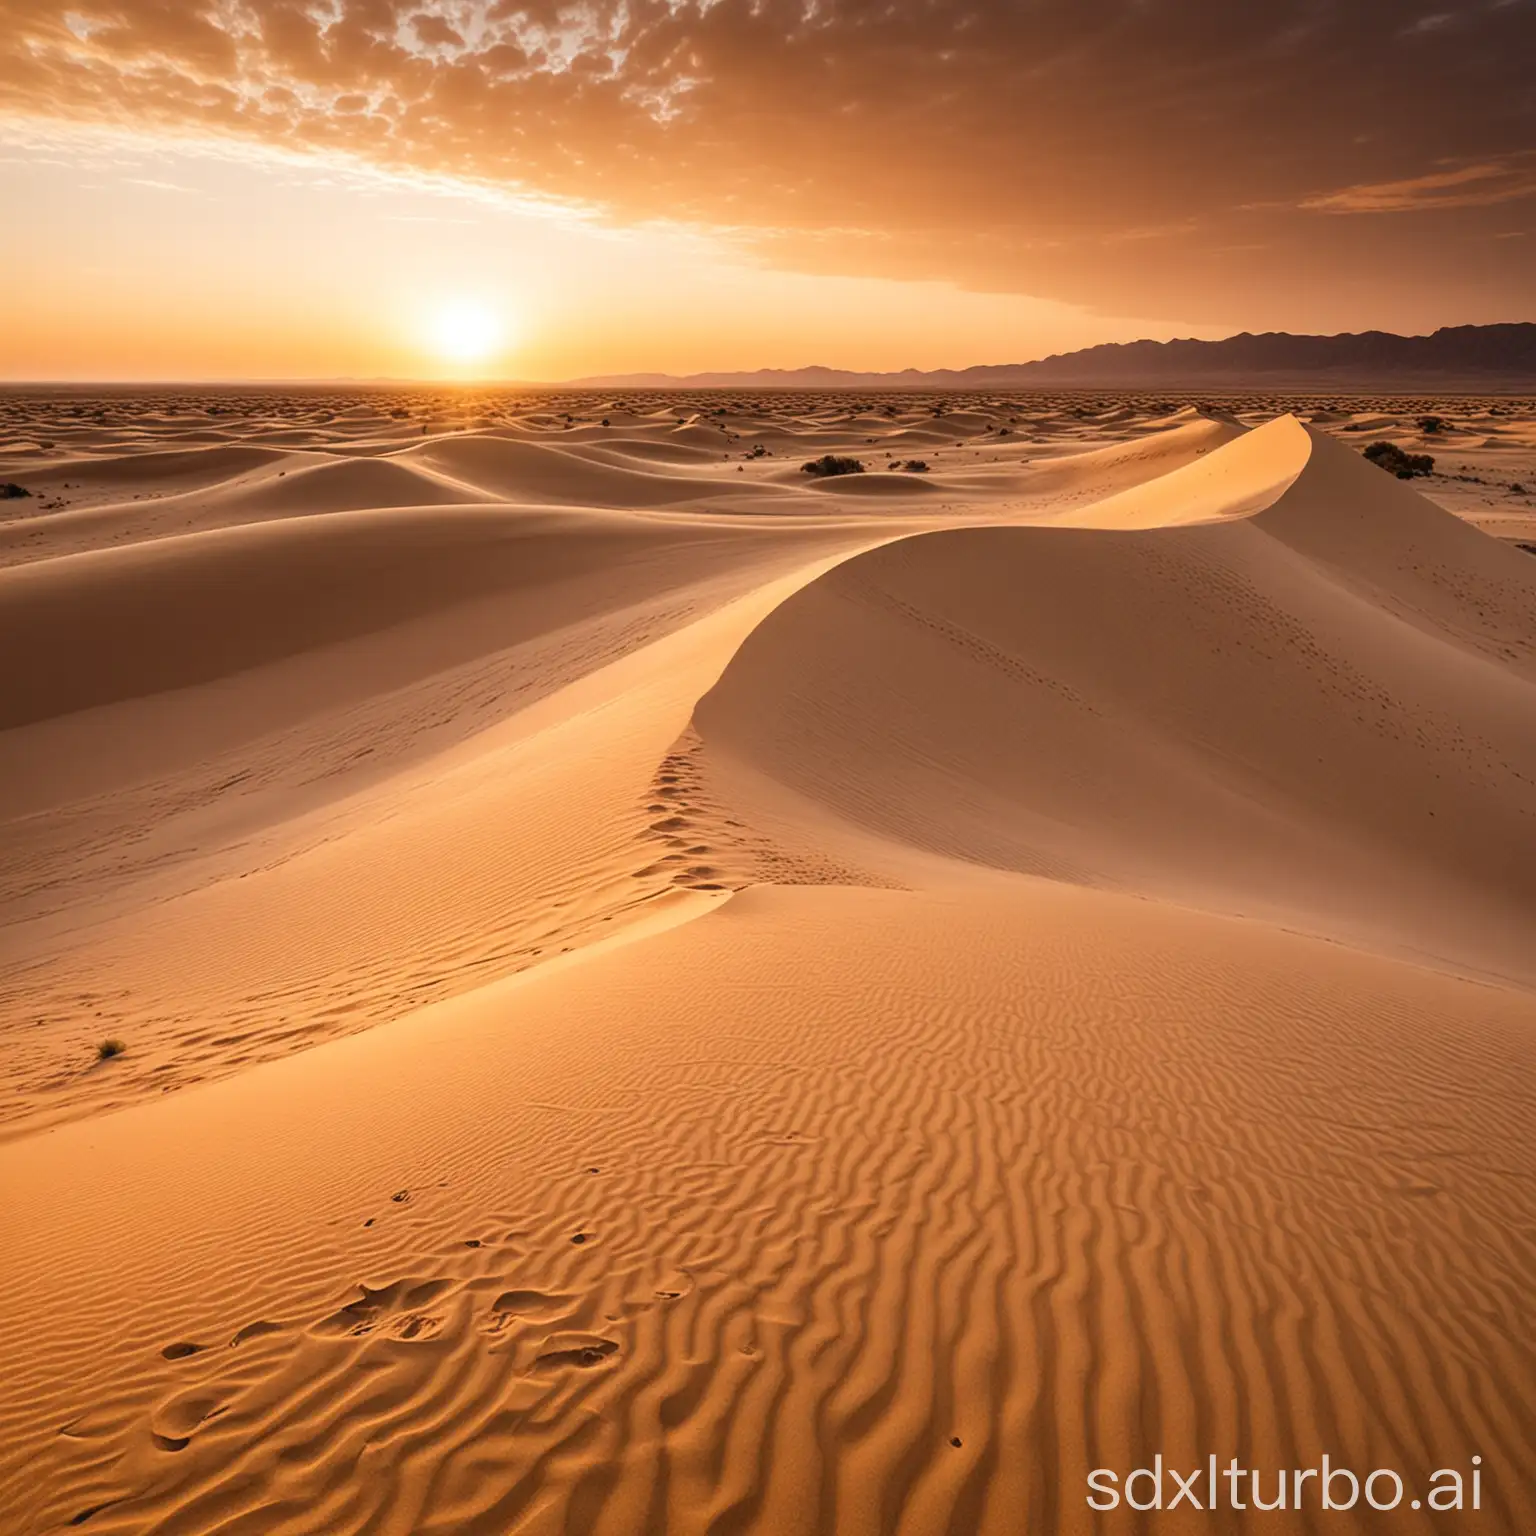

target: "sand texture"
[1,388,1534,1534]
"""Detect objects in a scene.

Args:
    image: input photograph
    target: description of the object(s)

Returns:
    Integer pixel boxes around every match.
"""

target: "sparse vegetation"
[1363,441,1434,479]
[97,1038,127,1061]
[1,482,31,499]
[801,454,865,477]
[901,459,930,473]
[1418,415,1448,434]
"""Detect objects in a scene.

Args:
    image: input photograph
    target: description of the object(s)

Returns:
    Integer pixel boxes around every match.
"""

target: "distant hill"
[569,324,1536,390]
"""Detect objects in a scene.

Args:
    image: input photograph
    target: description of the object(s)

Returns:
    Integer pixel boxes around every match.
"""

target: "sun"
[424,297,509,371]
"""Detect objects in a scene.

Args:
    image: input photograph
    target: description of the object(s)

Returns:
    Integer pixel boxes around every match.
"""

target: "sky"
[2,0,1532,381]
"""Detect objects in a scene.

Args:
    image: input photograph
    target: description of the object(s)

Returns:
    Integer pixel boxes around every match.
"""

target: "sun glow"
[424,296,509,371]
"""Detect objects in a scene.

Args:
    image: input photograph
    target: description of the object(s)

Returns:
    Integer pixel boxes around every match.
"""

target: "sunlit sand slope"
[0,512,864,1133]
[0,505,811,729]
[693,421,1536,981]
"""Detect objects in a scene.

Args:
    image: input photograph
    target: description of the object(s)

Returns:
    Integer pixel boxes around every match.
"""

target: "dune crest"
[690,418,1536,982]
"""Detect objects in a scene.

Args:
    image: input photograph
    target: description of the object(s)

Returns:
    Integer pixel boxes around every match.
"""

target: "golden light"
[424,297,509,370]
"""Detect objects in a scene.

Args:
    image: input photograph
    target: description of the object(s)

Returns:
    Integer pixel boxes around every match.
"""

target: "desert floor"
[2,388,1534,1534]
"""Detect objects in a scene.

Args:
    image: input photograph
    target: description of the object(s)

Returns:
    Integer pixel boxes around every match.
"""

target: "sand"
[1,388,1533,1534]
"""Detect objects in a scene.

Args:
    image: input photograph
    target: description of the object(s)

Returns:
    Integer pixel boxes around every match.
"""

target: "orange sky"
[2,1,1532,381]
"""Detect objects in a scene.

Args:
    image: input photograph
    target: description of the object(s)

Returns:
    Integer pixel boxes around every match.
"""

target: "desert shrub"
[97,1039,127,1060]
[1364,441,1434,479]
[1418,415,1448,434]
[902,459,930,473]
[0,482,30,499]
[801,454,865,477]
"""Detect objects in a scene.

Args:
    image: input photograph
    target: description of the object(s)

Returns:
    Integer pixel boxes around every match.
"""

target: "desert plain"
[1,387,1534,1534]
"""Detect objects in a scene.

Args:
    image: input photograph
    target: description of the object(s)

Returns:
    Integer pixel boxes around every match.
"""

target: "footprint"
[392,1313,443,1341]
[532,1335,619,1371]
[490,1289,571,1320]
[57,1409,117,1441]
[229,1320,285,1347]
[150,1392,226,1452]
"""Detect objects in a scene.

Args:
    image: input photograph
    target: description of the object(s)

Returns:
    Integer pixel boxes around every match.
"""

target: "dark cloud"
[4,0,1533,325]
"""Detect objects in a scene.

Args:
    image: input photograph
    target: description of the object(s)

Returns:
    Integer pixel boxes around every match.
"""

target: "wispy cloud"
[1302,159,1536,214]
[1402,11,1458,35]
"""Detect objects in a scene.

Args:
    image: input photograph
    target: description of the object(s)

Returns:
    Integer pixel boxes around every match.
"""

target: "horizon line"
[4,320,1533,391]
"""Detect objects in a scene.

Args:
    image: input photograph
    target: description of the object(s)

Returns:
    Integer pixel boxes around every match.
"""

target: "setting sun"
[424,297,509,371]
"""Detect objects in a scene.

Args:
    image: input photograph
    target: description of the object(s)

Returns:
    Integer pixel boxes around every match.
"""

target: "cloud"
[2,0,1534,321]
[1302,159,1536,214]
[1402,11,1458,33]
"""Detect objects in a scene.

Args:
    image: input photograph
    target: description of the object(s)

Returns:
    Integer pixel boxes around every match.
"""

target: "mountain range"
[569,323,1536,390]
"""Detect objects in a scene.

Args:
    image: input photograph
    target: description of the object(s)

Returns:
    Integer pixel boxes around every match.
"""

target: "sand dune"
[692,420,1536,981]
[1,389,1533,1535]
[574,435,737,466]
[1042,411,1300,526]
[2,505,788,729]
[405,433,742,508]
[208,453,489,516]
[0,456,490,570]
[14,442,285,497]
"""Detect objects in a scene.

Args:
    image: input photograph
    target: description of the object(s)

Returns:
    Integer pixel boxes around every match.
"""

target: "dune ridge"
[689,421,1536,982]
[1,392,1533,1535]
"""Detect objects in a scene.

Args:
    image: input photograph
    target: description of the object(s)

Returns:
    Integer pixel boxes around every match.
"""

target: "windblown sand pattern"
[1,389,1533,1534]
